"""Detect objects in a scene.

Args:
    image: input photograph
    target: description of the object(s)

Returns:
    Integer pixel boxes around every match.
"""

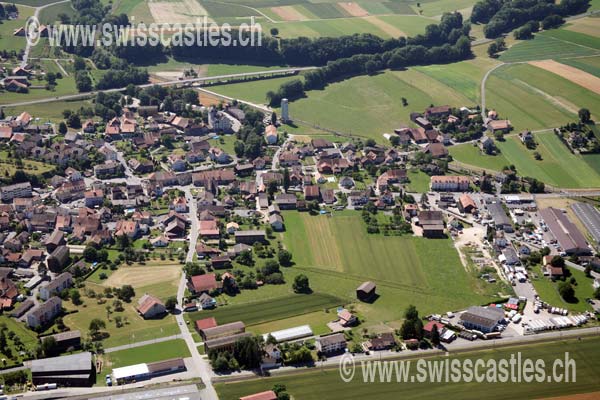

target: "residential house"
[47,245,70,272]
[315,333,346,354]
[189,273,219,295]
[26,297,62,328]
[39,272,73,301]
[430,176,470,192]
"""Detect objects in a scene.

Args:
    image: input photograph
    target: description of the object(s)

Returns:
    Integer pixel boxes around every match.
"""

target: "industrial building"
[30,352,94,386]
[262,325,313,343]
[112,358,186,385]
[459,306,505,334]
[540,207,591,255]
[486,202,513,232]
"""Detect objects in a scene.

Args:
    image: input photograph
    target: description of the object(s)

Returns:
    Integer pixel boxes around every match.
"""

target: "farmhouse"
[136,294,166,319]
[189,273,219,295]
[458,194,477,214]
[418,211,445,238]
[46,245,70,272]
[235,230,266,245]
[204,332,253,353]
[487,119,512,133]
[368,332,396,351]
[42,330,82,352]
[200,321,246,341]
[195,317,217,333]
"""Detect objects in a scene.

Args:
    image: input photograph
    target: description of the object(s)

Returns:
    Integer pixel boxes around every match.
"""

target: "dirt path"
[529,59,600,95]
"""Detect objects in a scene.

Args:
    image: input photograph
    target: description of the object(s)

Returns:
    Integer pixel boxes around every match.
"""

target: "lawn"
[63,280,179,348]
[449,142,510,172]
[405,169,431,193]
[187,293,344,327]
[97,339,190,383]
[491,133,600,189]
[280,211,504,324]
[486,63,600,132]
[500,34,600,62]
[530,266,595,312]
[216,336,600,400]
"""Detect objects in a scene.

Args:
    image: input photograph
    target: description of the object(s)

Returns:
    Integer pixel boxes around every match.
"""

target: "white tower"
[281,98,289,123]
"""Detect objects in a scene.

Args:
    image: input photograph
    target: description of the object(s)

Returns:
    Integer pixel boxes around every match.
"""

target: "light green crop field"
[493,133,600,188]
[216,336,600,400]
[0,5,33,52]
[485,63,600,132]
[281,212,504,322]
[413,0,477,17]
[539,29,600,51]
[559,55,600,78]
[187,293,344,326]
[3,99,94,122]
[500,34,600,62]
[262,15,433,39]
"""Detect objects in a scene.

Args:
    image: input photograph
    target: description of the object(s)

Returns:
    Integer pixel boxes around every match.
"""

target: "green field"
[500,34,600,62]
[486,63,600,132]
[280,212,505,323]
[414,0,477,17]
[97,339,190,384]
[3,99,94,122]
[262,15,432,39]
[531,266,595,312]
[452,132,600,188]
[211,67,473,141]
[449,142,510,172]
[406,169,431,193]
[492,134,600,188]
[539,29,600,51]
[559,55,600,78]
[187,293,344,326]
[216,336,600,400]
[38,1,76,24]
[0,6,34,52]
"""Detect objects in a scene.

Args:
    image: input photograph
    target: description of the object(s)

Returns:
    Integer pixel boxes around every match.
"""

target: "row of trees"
[471,0,590,38]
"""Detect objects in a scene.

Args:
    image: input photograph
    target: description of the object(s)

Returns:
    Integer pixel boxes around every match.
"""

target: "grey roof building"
[30,351,93,386]
[459,306,504,333]
[487,202,513,233]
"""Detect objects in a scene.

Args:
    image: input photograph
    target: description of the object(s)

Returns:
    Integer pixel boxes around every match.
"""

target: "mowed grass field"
[216,336,600,400]
[211,67,474,141]
[451,133,600,188]
[485,63,600,131]
[281,212,503,322]
[500,34,600,62]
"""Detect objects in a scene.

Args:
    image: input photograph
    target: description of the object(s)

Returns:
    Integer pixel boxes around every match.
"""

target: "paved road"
[2,67,316,107]
[20,0,71,68]
[173,187,219,400]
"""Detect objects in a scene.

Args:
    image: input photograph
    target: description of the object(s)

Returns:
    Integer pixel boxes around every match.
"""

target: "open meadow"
[451,133,600,189]
[0,5,33,52]
[216,336,600,400]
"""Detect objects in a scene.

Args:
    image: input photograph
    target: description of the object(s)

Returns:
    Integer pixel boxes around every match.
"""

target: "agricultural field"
[499,34,600,63]
[451,132,600,189]
[563,16,600,38]
[9,0,56,6]
[0,5,34,53]
[96,339,190,384]
[261,14,433,38]
[478,133,600,189]
[280,212,505,324]
[100,263,181,301]
[485,63,600,131]
[187,290,347,333]
[210,67,474,141]
[559,55,600,79]
[216,336,600,400]
[38,1,76,24]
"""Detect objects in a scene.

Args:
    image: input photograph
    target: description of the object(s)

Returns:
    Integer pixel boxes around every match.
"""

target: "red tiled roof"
[195,317,217,331]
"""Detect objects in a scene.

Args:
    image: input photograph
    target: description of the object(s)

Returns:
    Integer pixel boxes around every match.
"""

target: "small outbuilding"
[356,281,376,302]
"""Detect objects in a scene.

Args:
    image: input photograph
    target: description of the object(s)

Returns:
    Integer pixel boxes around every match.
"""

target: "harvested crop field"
[148,0,212,24]
[102,264,181,288]
[337,2,369,17]
[529,60,600,95]
[364,16,405,37]
[564,16,600,38]
[271,5,307,21]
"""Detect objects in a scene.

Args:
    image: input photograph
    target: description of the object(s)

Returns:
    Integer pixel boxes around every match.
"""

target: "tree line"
[471,0,590,38]
[267,12,472,106]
